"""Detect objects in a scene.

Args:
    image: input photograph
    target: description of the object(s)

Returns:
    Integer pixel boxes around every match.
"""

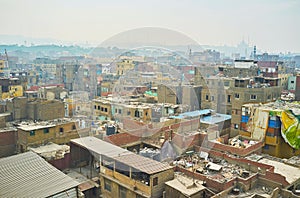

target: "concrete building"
[165,173,213,198]
[218,65,259,78]
[0,59,8,77]
[7,97,65,121]
[27,70,39,86]
[0,151,80,197]
[200,76,234,115]
[56,63,80,91]
[17,118,79,152]
[234,60,257,69]
[10,71,28,92]
[157,84,201,110]
[70,136,174,198]
[0,127,17,157]
[38,84,68,100]
[116,59,135,76]
[230,77,282,137]
[0,77,23,99]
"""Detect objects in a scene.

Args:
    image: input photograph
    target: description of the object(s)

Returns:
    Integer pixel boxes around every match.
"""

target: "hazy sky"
[1,0,300,53]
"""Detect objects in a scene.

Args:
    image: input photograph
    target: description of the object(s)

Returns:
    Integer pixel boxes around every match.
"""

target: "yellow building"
[0,78,24,99]
[1,85,23,99]
[17,119,79,152]
[93,97,153,122]
[0,59,7,76]
[116,59,135,76]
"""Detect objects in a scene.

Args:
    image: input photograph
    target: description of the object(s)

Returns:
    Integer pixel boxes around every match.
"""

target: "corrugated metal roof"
[114,154,171,174]
[0,151,79,197]
[71,137,172,174]
[71,136,132,158]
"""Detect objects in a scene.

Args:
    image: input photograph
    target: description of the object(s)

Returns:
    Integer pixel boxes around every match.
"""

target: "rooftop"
[104,132,141,147]
[259,158,300,184]
[0,151,79,197]
[71,136,172,174]
[200,113,231,124]
[29,142,70,160]
[165,173,206,196]
[16,118,76,131]
[170,109,213,119]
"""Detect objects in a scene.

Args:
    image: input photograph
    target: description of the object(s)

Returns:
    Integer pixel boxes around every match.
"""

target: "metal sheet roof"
[0,151,79,197]
[114,153,172,174]
[170,109,213,119]
[71,136,172,174]
[71,136,132,158]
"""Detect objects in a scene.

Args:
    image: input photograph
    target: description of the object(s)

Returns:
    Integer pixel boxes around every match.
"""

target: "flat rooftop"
[16,118,75,131]
[170,109,213,119]
[165,173,206,196]
[259,158,300,184]
[200,113,231,124]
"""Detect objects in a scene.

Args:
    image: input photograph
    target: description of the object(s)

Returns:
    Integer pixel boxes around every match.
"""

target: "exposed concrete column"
[129,166,132,178]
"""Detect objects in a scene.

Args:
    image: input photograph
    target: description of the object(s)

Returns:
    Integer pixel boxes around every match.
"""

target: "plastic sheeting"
[160,141,177,162]
[272,110,300,149]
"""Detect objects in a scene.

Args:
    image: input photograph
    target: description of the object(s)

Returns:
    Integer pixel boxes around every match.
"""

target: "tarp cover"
[272,110,300,149]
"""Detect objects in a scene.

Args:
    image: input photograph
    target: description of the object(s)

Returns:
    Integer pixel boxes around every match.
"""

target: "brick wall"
[0,129,17,157]
[205,140,263,157]
[261,170,289,187]
[49,153,71,170]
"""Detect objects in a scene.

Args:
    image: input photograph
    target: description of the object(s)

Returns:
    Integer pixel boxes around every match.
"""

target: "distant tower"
[188,46,192,61]
[253,45,257,60]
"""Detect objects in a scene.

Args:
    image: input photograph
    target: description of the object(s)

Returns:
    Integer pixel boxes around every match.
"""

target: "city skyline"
[0,0,300,53]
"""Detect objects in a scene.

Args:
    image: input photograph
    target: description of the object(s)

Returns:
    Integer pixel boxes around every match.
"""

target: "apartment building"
[17,118,79,152]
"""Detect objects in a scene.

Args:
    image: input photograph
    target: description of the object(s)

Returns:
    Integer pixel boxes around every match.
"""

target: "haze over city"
[1,0,300,53]
[1,1,300,198]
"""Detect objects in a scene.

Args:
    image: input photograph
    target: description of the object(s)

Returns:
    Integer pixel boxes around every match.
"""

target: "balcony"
[100,166,151,196]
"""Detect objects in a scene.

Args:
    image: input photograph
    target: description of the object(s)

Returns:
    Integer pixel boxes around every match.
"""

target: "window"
[234,93,240,99]
[59,127,64,134]
[98,106,100,110]
[119,186,127,198]
[30,130,35,136]
[104,179,112,192]
[205,95,209,101]
[127,111,131,116]
[72,125,76,130]
[101,107,104,111]
[291,81,294,83]
[267,95,271,100]
[94,105,97,109]
[250,95,257,100]
[234,124,239,129]
[224,81,230,86]
[43,128,49,134]
[153,177,158,186]
[227,95,231,103]
[118,109,122,114]
[211,96,214,101]
[104,108,108,112]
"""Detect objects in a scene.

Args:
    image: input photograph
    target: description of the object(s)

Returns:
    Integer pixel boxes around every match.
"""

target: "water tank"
[106,125,116,136]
